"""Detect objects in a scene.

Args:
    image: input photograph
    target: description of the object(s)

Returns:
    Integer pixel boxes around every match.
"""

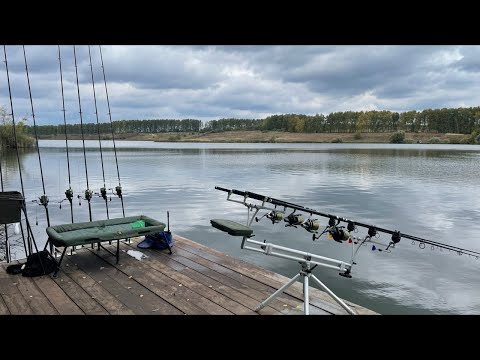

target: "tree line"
[17,106,480,136]
[23,119,202,136]
[204,108,480,134]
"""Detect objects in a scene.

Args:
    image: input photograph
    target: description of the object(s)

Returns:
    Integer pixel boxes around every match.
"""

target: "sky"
[0,45,479,125]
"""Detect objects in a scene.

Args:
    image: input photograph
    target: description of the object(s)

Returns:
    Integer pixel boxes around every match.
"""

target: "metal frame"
[45,238,121,278]
[223,190,356,315]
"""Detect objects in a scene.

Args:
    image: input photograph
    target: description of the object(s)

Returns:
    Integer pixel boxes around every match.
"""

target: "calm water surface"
[1,140,479,315]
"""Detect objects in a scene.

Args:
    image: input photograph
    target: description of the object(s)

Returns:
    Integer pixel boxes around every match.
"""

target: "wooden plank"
[158,249,295,314]
[104,247,232,315]
[60,256,134,315]
[0,292,11,315]
[33,275,85,315]
[141,240,329,314]
[87,247,211,315]
[49,270,109,315]
[0,266,34,315]
[72,251,182,315]
[116,242,256,315]
[182,268,280,315]
[123,241,283,313]
[176,235,377,315]
[173,236,355,315]
[14,275,59,315]
[123,241,294,315]
[173,237,349,314]
[170,251,331,315]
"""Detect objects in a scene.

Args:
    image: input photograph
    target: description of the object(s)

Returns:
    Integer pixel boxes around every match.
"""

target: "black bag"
[21,250,58,277]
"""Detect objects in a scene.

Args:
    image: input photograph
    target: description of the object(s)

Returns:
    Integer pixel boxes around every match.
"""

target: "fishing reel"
[385,231,401,251]
[109,186,123,199]
[32,195,49,225]
[256,210,283,224]
[32,195,49,208]
[95,187,111,202]
[301,218,320,233]
[328,225,351,243]
[284,211,304,228]
[77,189,94,205]
[59,188,74,209]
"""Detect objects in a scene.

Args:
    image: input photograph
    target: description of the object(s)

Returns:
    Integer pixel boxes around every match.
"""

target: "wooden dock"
[0,235,376,315]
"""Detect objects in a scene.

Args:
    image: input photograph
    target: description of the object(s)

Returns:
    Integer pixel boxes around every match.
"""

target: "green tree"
[0,106,34,148]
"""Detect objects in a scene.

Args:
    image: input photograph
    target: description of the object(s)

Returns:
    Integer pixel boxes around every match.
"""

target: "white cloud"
[1,45,480,124]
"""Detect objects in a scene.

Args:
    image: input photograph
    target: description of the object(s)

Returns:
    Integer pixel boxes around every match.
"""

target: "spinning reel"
[95,187,112,202]
[59,187,74,209]
[77,189,93,206]
[284,211,304,228]
[256,210,283,224]
[301,218,320,233]
[109,186,123,199]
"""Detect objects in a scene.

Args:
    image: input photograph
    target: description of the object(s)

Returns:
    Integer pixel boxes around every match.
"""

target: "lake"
[1,140,480,314]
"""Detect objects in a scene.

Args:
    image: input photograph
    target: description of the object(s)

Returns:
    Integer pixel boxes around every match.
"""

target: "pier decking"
[0,235,376,315]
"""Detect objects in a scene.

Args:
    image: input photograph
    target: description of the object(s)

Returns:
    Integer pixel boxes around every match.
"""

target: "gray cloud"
[1,45,480,125]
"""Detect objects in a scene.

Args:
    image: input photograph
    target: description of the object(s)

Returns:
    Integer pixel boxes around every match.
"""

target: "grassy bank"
[37,131,477,144]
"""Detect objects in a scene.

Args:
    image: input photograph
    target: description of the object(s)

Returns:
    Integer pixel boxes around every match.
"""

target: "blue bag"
[137,231,173,254]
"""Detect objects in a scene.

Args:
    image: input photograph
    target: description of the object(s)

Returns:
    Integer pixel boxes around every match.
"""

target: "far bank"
[36,130,476,144]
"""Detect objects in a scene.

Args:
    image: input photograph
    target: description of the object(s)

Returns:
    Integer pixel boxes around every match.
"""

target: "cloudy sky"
[1,45,479,125]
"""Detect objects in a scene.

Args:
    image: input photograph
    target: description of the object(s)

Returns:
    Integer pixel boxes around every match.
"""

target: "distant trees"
[22,106,480,136]
[24,119,202,136]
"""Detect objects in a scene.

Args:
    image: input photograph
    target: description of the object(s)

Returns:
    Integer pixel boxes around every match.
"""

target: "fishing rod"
[98,45,125,217]
[23,45,54,254]
[213,185,480,314]
[57,45,75,226]
[73,45,94,223]
[3,45,40,257]
[215,186,480,258]
[88,45,110,219]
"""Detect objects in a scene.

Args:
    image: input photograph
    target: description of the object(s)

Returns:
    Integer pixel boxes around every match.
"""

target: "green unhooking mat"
[46,215,166,247]
[210,219,253,237]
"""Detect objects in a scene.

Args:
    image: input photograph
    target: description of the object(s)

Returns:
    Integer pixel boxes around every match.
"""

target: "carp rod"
[98,45,125,217]
[23,46,51,237]
[73,45,94,223]
[215,186,480,258]
[88,45,110,219]
[57,45,75,225]
[3,45,39,257]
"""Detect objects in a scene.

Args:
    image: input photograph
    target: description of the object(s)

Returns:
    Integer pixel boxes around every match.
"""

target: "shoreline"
[36,130,473,144]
